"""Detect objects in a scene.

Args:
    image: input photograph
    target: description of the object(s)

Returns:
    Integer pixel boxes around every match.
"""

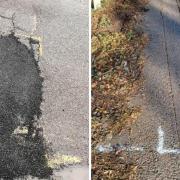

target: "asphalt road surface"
[0,0,89,179]
[108,0,180,179]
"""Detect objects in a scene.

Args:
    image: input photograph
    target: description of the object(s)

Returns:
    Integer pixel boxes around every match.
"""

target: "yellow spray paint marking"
[33,36,43,57]
[15,15,43,56]
[31,15,38,35]
[47,154,82,168]
[15,33,43,57]
[13,126,28,135]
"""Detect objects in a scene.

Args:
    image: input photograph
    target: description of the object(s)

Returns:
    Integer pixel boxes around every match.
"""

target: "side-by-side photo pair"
[0,0,179,179]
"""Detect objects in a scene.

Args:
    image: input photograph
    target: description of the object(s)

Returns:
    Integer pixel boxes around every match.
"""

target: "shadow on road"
[143,1,180,142]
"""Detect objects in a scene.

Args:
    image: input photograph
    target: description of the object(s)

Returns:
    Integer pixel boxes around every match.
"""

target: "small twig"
[0,14,12,20]
[11,12,16,32]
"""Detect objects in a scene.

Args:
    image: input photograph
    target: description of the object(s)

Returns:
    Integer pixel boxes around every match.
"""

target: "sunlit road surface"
[0,0,89,179]
[107,0,180,179]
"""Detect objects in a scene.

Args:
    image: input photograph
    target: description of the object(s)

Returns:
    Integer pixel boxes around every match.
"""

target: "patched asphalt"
[0,0,89,179]
[0,34,52,179]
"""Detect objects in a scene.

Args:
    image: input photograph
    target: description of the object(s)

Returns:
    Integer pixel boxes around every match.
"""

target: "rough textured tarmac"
[0,0,89,179]
[110,0,180,179]
[0,35,52,179]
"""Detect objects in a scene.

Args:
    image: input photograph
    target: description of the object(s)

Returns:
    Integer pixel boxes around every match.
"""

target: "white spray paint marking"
[97,127,180,155]
[126,146,144,152]
[157,126,180,154]
[97,144,144,153]
[97,145,113,153]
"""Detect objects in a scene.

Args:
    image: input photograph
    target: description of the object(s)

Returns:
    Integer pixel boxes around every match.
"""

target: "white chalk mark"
[157,126,180,154]
[97,145,113,153]
[126,146,144,152]
[97,144,144,153]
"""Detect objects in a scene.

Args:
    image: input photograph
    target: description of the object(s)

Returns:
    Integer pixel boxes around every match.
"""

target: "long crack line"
[160,9,180,145]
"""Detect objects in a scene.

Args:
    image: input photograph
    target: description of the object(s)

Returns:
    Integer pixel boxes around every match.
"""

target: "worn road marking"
[157,126,180,154]
[48,154,82,168]
[96,127,180,155]
[96,144,144,153]
[13,126,28,135]
[16,33,43,56]
[31,15,38,35]
[0,12,43,56]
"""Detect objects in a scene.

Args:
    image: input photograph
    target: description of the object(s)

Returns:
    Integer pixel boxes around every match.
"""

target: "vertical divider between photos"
[89,0,92,179]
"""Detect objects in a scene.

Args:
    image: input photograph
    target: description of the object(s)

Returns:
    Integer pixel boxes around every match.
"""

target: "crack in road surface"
[160,7,180,144]
[129,0,180,178]
[0,34,52,179]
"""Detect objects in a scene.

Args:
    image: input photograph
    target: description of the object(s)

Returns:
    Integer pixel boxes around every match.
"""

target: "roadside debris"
[92,0,148,179]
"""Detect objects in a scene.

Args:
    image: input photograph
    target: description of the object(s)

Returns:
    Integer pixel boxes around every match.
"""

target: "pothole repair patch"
[0,34,52,179]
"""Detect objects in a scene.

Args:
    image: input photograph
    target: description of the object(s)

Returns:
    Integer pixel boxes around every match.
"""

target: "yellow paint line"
[15,33,43,57]
[47,154,82,168]
[13,126,28,135]
[31,15,38,35]
[38,37,43,57]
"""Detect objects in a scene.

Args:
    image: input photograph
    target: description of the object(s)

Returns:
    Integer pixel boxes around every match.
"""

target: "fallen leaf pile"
[92,0,148,179]
[92,152,138,180]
